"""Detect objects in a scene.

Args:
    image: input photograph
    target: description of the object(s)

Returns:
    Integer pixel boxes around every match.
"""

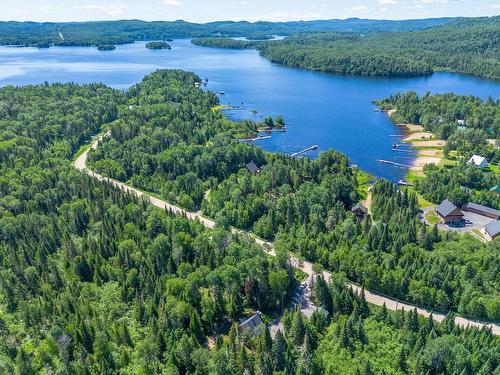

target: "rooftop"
[352,202,368,214]
[489,185,500,193]
[437,199,460,217]
[245,161,260,174]
[485,220,500,238]
[468,155,487,166]
[239,313,264,333]
[464,202,500,217]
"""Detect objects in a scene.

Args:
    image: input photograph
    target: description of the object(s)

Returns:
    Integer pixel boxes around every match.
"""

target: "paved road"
[75,134,500,335]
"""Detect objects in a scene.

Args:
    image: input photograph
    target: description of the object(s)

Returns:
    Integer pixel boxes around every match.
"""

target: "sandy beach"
[388,118,445,172]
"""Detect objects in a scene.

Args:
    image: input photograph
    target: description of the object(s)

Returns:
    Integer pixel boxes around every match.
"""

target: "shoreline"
[385,109,443,173]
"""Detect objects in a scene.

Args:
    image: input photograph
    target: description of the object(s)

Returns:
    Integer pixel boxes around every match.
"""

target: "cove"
[0,39,498,181]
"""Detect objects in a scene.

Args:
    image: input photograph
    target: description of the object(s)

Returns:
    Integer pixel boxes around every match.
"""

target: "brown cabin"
[436,199,463,224]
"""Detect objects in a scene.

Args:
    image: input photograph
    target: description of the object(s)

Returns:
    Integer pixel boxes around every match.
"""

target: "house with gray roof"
[245,161,261,175]
[483,220,500,241]
[436,199,464,224]
[239,312,265,335]
[351,202,368,220]
[462,202,500,220]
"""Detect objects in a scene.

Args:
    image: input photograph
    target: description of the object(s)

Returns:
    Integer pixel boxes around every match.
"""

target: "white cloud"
[379,0,397,4]
[346,5,369,12]
[74,4,128,16]
[164,0,182,5]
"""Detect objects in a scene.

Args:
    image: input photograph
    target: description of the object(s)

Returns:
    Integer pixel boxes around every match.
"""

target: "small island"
[97,44,116,51]
[36,42,50,48]
[146,41,171,50]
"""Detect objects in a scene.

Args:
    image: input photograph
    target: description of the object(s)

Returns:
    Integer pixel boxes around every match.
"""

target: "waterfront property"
[245,160,261,174]
[468,154,488,168]
[436,199,464,224]
[462,202,500,220]
[483,220,500,241]
[351,202,368,220]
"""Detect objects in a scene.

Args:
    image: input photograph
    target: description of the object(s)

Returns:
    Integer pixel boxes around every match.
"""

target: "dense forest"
[0,74,298,373]
[0,69,499,373]
[88,71,500,321]
[377,91,500,207]
[193,16,500,79]
[0,18,454,47]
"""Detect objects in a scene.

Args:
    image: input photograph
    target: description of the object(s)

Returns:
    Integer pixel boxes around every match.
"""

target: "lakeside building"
[351,202,368,220]
[467,155,488,168]
[462,202,500,220]
[245,161,261,175]
[239,312,265,335]
[436,199,464,224]
[483,220,500,241]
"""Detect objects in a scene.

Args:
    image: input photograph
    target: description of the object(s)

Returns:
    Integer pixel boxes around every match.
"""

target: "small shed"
[489,185,500,194]
[436,199,463,224]
[351,202,368,220]
[468,155,488,168]
[483,220,500,241]
[245,161,261,175]
[239,312,265,335]
[462,202,500,220]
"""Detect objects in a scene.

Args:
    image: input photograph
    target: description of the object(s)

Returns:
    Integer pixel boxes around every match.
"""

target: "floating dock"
[291,145,318,157]
[239,135,272,143]
[392,148,416,154]
[377,159,411,168]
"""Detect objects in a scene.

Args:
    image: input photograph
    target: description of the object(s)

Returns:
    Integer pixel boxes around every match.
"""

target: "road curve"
[75,133,499,335]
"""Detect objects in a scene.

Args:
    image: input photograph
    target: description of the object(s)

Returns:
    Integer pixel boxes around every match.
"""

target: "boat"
[398,179,412,186]
[219,91,225,95]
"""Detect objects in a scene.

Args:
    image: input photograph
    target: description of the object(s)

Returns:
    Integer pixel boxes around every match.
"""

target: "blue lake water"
[0,39,498,181]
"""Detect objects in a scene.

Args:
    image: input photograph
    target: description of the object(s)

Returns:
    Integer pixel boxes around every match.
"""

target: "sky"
[4,0,499,23]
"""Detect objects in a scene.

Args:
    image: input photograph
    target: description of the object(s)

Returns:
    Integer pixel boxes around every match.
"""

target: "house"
[483,220,500,241]
[351,202,368,220]
[462,202,500,220]
[468,155,488,168]
[239,312,265,335]
[436,199,463,224]
[245,161,261,174]
[489,185,500,194]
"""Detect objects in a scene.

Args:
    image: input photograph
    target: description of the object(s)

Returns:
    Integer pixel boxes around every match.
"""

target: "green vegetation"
[0,72,298,374]
[88,71,500,321]
[97,43,116,51]
[194,16,500,79]
[146,41,171,50]
[0,18,454,47]
[0,68,499,373]
[378,91,500,208]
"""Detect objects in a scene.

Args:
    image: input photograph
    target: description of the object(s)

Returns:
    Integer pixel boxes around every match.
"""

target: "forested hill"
[193,16,500,79]
[0,17,454,47]
[1,70,499,373]
[89,71,500,323]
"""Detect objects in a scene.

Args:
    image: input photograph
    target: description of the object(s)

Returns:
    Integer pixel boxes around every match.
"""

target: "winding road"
[75,133,500,335]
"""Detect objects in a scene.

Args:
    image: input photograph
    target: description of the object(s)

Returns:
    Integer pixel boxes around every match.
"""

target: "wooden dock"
[392,148,416,154]
[291,145,318,157]
[239,135,272,142]
[377,159,411,168]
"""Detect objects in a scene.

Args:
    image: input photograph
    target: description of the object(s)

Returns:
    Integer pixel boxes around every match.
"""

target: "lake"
[0,39,498,181]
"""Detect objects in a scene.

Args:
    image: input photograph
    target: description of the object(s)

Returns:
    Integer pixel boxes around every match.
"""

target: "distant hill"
[194,16,500,80]
[0,17,455,47]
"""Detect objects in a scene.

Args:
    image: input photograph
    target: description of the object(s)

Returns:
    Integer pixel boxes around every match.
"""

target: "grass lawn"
[356,169,374,199]
[404,171,435,209]
[488,164,500,175]
[425,210,441,224]
[211,104,228,112]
